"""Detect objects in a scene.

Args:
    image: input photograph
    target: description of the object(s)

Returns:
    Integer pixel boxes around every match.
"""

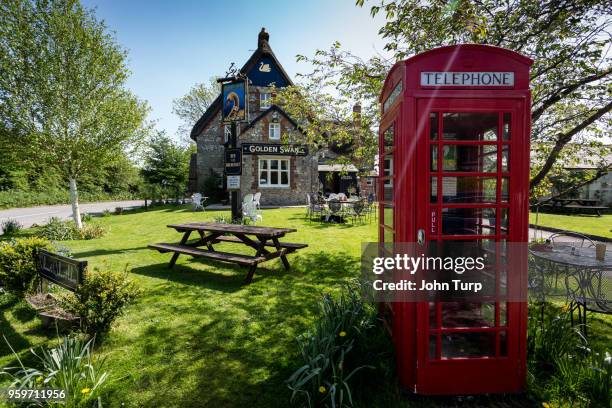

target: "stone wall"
[195,94,318,205]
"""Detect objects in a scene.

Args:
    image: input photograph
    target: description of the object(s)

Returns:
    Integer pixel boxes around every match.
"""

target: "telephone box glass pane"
[383,204,394,228]
[499,331,508,356]
[441,332,496,358]
[429,302,438,328]
[442,145,497,172]
[430,113,438,139]
[442,208,496,235]
[383,228,394,243]
[442,113,498,141]
[501,178,509,202]
[431,145,438,171]
[499,302,507,326]
[383,125,394,149]
[500,208,509,234]
[437,177,497,203]
[441,302,495,328]
[503,113,511,140]
[429,335,437,359]
[430,177,438,203]
[501,145,509,172]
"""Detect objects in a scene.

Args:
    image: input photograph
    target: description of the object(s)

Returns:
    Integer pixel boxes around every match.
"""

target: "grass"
[1,206,610,407]
[0,206,377,407]
[529,212,612,238]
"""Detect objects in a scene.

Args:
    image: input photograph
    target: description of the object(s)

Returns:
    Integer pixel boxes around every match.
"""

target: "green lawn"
[1,207,379,407]
[530,212,612,238]
[1,207,610,407]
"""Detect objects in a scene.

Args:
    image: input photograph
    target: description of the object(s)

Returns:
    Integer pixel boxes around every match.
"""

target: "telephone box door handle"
[417,229,425,245]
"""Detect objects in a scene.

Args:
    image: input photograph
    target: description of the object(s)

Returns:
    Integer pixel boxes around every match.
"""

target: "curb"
[529,223,611,243]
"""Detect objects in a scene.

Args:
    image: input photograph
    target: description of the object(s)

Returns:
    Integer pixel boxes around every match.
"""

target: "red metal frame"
[378,45,532,395]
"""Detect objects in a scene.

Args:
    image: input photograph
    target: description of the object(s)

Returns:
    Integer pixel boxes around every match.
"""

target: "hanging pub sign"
[420,71,514,87]
[221,79,248,123]
[224,148,242,175]
[242,143,308,156]
[36,249,87,292]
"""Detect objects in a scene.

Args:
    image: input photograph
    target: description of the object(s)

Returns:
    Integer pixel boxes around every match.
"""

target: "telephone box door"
[414,98,527,394]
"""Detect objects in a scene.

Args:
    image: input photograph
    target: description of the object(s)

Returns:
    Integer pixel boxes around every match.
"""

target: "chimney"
[353,103,362,127]
[258,27,270,50]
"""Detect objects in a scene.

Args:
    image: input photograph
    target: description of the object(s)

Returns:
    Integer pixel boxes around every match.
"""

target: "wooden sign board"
[225,148,242,175]
[36,249,86,292]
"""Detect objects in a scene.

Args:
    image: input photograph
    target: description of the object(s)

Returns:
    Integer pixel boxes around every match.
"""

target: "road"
[0,200,145,233]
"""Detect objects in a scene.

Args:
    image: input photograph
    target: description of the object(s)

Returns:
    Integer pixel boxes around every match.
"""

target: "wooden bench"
[149,243,266,266]
[210,235,308,250]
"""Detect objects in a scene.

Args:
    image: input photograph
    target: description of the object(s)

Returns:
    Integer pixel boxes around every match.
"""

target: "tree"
[280,0,611,198]
[0,0,148,227]
[172,78,220,143]
[141,131,193,197]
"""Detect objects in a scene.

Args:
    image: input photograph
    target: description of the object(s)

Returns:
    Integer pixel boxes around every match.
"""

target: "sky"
[80,0,389,141]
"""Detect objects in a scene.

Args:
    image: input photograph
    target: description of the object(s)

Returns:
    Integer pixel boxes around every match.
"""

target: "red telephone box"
[378,45,532,395]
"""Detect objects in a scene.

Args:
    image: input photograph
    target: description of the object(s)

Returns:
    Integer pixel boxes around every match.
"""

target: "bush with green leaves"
[38,217,106,241]
[527,304,612,407]
[0,237,53,293]
[2,335,108,407]
[287,281,375,407]
[1,218,22,236]
[60,268,141,336]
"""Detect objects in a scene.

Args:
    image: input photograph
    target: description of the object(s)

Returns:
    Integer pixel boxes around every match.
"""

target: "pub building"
[189,28,364,206]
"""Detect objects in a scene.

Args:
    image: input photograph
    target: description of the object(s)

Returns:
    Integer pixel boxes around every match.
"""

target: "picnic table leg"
[168,231,192,269]
[244,238,268,284]
[272,237,290,270]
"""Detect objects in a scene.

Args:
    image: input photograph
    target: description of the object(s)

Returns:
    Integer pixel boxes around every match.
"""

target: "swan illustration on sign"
[259,61,271,73]
[221,80,247,123]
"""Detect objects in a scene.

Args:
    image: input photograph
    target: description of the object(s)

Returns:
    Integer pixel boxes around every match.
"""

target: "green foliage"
[61,268,141,336]
[291,0,611,195]
[0,189,138,210]
[0,237,53,293]
[0,0,149,225]
[141,132,193,195]
[2,335,109,407]
[38,217,106,241]
[287,281,375,407]
[527,304,612,407]
[1,218,22,236]
[172,77,220,142]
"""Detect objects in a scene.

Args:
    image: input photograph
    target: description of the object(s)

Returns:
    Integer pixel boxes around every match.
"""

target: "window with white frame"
[269,123,281,140]
[260,93,271,109]
[259,158,289,187]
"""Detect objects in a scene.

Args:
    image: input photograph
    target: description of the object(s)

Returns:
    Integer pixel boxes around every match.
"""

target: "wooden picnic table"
[149,222,307,283]
[538,197,609,216]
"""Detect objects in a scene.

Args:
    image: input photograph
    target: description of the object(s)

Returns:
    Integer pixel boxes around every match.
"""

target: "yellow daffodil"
[339,331,347,337]
[319,386,326,394]
[36,376,43,383]
[561,304,570,313]
[542,402,551,408]
[81,388,91,395]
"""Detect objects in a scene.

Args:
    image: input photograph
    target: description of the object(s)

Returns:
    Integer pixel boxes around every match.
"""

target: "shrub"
[78,223,106,240]
[37,217,106,241]
[2,335,108,407]
[102,209,111,217]
[0,237,53,293]
[114,207,123,215]
[39,217,79,241]
[287,281,375,407]
[60,267,141,335]
[82,213,93,222]
[527,304,611,407]
[1,218,22,236]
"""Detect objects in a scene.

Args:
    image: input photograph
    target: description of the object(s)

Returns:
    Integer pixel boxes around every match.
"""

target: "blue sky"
[81,0,388,140]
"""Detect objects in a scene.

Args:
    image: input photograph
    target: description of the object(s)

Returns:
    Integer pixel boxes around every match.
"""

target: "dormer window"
[269,123,281,140]
[260,93,272,109]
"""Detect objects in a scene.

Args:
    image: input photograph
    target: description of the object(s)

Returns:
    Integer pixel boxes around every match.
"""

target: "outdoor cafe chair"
[191,193,207,211]
[307,193,325,222]
[350,199,367,224]
[326,199,344,222]
[242,200,262,223]
[253,192,262,209]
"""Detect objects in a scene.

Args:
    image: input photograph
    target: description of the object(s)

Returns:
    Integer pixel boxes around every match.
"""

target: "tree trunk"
[69,177,83,229]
